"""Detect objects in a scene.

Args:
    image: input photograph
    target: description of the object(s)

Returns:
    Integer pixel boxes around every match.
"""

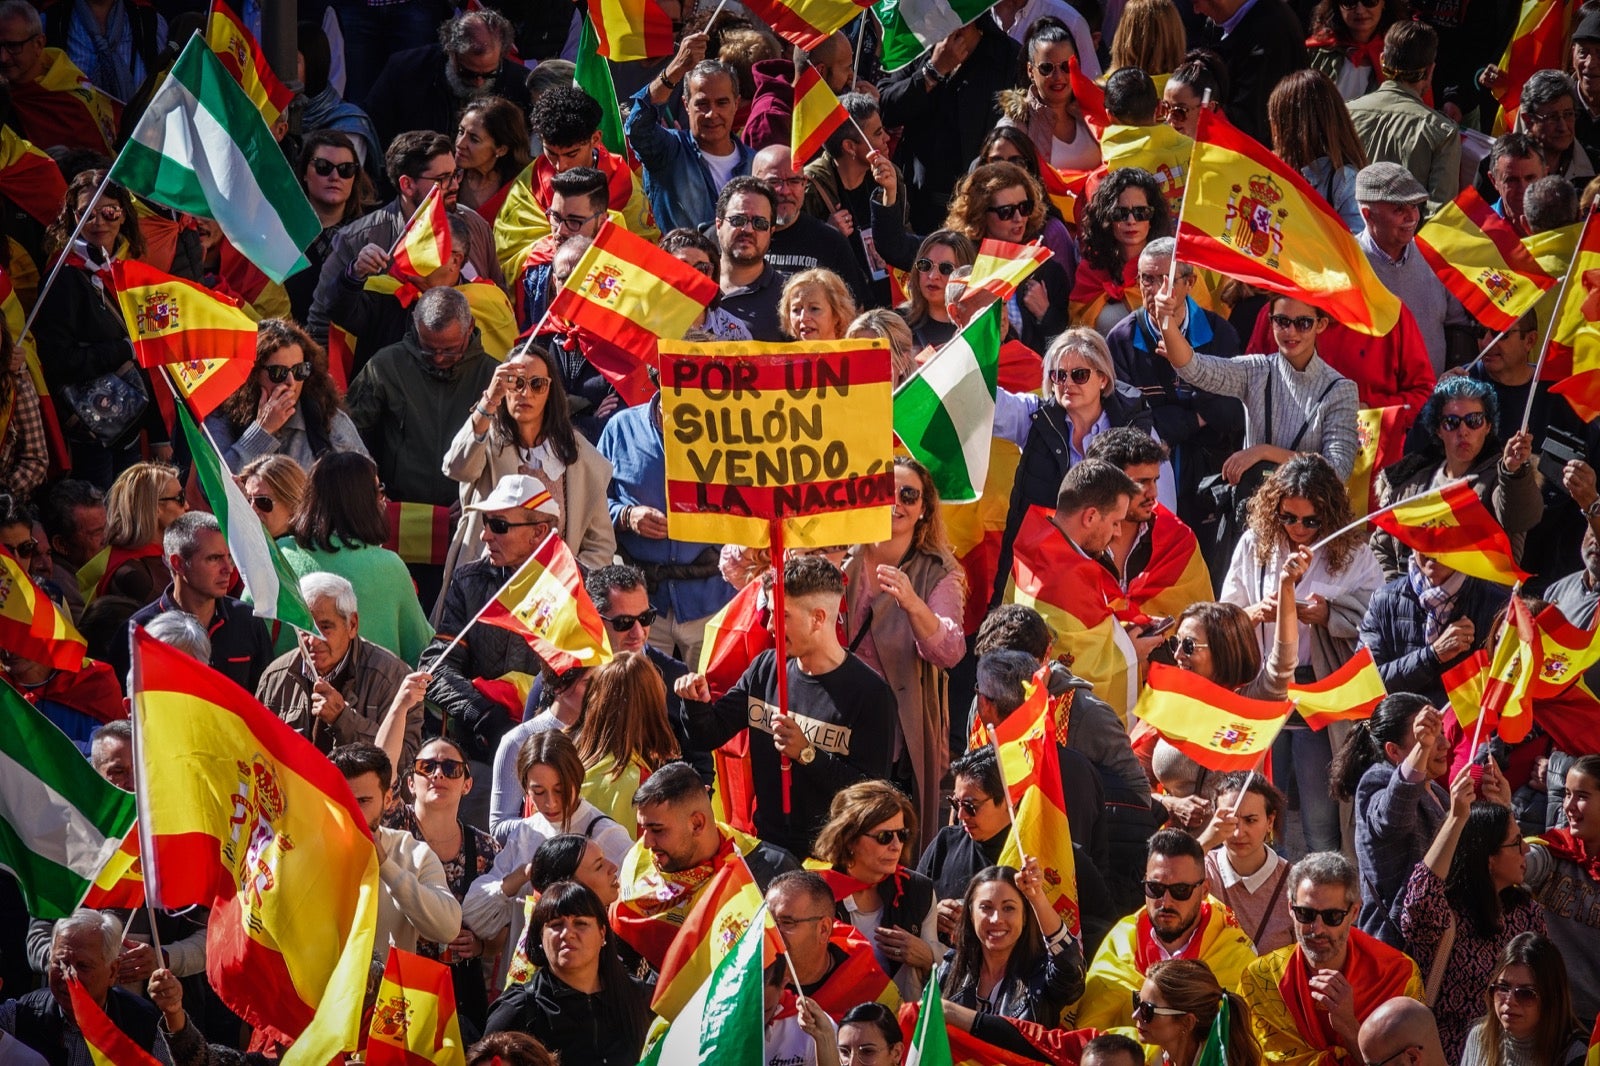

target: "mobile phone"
[1294,599,1312,609]
[1143,616,1175,637]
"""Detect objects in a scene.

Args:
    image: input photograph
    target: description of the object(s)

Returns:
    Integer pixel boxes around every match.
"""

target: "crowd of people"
[5,0,1600,1064]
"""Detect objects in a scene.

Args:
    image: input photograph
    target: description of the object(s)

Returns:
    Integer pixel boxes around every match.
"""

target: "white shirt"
[703,147,742,191]
[1212,845,1285,893]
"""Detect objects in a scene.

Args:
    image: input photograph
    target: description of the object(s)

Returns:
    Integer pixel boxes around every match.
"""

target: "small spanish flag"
[479,533,613,673]
[71,979,162,1066]
[206,0,295,127]
[1039,161,1085,227]
[391,185,453,281]
[110,259,259,368]
[791,64,850,163]
[1551,370,1600,423]
[1484,596,1539,743]
[1414,186,1556,330]
[1541,209,1600,380]
[1133,662,1293,772]
[963,238,1054,305]
[1347,405,1411,518]
[82,825,144,909]
[1443,650,1490,731]
[1368,480,1528,585]
[1287,647,1386,730]
[367,948,467,1066]
[1489,0,1574,134]
[994,667,1080,935]
[1069,56,1108,139]
[1531,604,1600,697]
[0,550,87,671]
[384,501,453,567]
[738,0,871,50]
[587,0,674,60]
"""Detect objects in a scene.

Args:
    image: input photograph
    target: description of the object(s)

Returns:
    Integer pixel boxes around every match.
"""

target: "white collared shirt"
[1212,846,1284,894]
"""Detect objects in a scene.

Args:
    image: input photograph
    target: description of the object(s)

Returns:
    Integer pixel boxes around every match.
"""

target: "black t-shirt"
[766,214,874,311]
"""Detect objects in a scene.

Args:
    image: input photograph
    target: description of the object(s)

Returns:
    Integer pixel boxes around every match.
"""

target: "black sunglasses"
[1439,412,1488,432]
[953,796,992,816]
[986,199,1035,221]
[1270,314,1318,332]
[1277,511,1321,530]
[263,361,313,384]
[1338,0,1381,7]
[915,258,956,276]
[1141,879,1204,901]
[1031,60,1070,77]
[1289,904,1351,926]
[5,539,37,558]
[414,757,468,779]
[1048,367,1095,385]
[602,607,659,632]
[898,485,922,506]
[1131,993,1188,1025]
[483,515,546,534]
[251,496,275,515]
[309,158,359,179]
[1108,205,1157,223]
[863,828,912,845]
[722,213,772,232]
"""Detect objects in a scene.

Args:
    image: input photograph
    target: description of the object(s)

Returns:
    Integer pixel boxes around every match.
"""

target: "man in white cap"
[422,472,561,827]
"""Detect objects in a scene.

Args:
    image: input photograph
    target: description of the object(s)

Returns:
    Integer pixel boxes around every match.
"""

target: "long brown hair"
[899,229,975,327]
[1145,960,1262,1066]
[1176,602,1261,690]
[1480,933,1581,1066]
[944,163,1046,244]
[516,730,586,828]
[812,780,918,869]
[220,318,345,437]
[490,343,579,467]
[573,651,679,779]
[47,170,145,262]
[1268,70,1369,173]
[1245,454,1364,575]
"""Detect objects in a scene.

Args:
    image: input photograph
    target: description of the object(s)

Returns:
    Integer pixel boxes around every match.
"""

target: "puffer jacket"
[1356,572,1509,708]
[995,87,1102,173]
[1372,445,1543,581]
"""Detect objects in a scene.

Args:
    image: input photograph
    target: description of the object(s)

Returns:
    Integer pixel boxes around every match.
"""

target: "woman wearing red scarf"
[1306,0,1410,102]
[1069,169,1170,334]
[1526,753,1600,1029]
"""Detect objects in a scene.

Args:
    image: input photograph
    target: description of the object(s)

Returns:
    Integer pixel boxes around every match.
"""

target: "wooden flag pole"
[771,518,793,817]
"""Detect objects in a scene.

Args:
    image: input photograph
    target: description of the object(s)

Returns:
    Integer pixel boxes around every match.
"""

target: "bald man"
[750,145,872,310]
[1357,998,1447,1066]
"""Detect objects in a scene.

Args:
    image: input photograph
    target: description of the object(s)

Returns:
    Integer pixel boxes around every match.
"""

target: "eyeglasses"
[0,35,40,54]
[419,339,470,362]
[1167,635,1207,656]
[417,169,463,188]
[414,757,469,779]
[773,914,833,933]
[455,62,499,85]
[1108,205,1157,223]
[1337,0,1381,7]
[1364,1047,1421,1066]
[1528,108,1577,125]
[309,158,359,179]
[721,213,772,232]
[767,175,810,191]
[1159,101,1191,122]
[601,607,659,632]
[1139,271,1183,288]
[158,494,187,506]
[1439,412,1488,432]
[1277,511,1321,530]
[986,199,1035,221]
[953,796,993,817]
[1131,993,1189,1024]
[863,828,912,845]
[483,515,547,535]
[915,258,957,276]
[550,209,604,232]
[684,258,715,276]
[262,361,313,384]
[1030,60,1070,77]
[508,375,552,394]
[1270,314,1318,332]
[1491,982,1539,1004]
[5,539,37,558]
[1496,834,1526,850]
[250,496,275,515]
[898,485,922,506]
[1290,904,1352,926]
[1048,367,1095,386]
[1142,879,1205,901]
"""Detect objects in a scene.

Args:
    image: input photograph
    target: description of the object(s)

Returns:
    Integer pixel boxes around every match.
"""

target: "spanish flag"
[1443,650,1490,731]
[651,858,770,1020]
[1484,596,1539,743]
[110,259,259,368]
[0,127,65,226]
[478,532,613,673]
[1550,371,1600,423]
[1415,186,1556,330]
[1347,405,1411,518]
[390,185,453,281]
[367,948,468,1066]
[1126,504,1213,620]
[70,979,162,1066]
[1531,605,1600,698]
[1543,211,1600,380]
[964,238,1053,304]
[698,578,773,699]
[1368,480,1528,585]
[994,667,1080,935]
[82,825,144,909]
[130,628,379,1062]
[738,0,871,50]
[161,356,254,422]
[1069,57,1108,139]
[1101,122,1192,215]
[207,0,294,127]
[1133,662,1294,772]
[1288,647,1386,729]
[327,322,356,392]
[0,549,87,671]
[384,501,453,567]
[1040,161,1086,227]
[587,0,674,60]
[1175,107,1400,336]
[1490,0,1574,134]
[792,64,850,163]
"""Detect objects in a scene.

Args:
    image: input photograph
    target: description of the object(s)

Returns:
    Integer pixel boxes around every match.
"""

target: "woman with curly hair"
[1306,0,1410,101]
[1108,0,1187,81]
[574,651,680,832]
[1160,49,1228,138]
[1135,959,1262,1066]
[1070,167,1171,333]
[456,96,533,222]
[208,319,368,473]
[946,163,1070,351]
[1269,71,1369,233]
[780,268,856,342]
[997,17,1101,172]
[974,126,1079,269]
[895,230,975,351]
[1222,455,1382,851]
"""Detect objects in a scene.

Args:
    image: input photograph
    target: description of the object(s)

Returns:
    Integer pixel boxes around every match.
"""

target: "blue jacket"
[1354,760,1448,948]
[1357,573,1508,708]
[625,87,753,233]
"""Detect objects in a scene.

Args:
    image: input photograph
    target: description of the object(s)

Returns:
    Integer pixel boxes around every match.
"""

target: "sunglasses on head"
[1491,981,1539,1004]
[863,828,912,845]
[1141,879,1204,901]
[414,757,468,779]
[602,607,659,632]
[1166,635,1207,656]
[310,158,359,178]
[986,199,1035,221]
[1031,60,1070,77]
[1270,314,1318,333]
[1277,511,1321,530]
[1289,904,1351,926]
[1109,204,1157,223]
[250,495,275,514]
[483,515,545,535]
[1048,366,1095,386]
[1439,412,1488,432]
[915,258,956,276]
[262,361,313,384]
[1131,993,1189,1025]
[898,485,922,506]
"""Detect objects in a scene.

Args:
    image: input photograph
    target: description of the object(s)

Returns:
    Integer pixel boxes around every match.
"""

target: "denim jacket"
[625,86,754,233]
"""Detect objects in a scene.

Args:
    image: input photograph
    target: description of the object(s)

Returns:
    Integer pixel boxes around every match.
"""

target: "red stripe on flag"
[666,472,896,516]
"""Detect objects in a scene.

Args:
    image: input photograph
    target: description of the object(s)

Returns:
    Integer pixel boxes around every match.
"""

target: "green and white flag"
[110,35,320,283]
[906,975,954,1066]
[575,17,629,162]
[0,681,137,919]
[176,404,316,633]
[1193,992,1230,1066]
[639,903,768,1066]
[892,301,1002,504]
[874,0,999,71]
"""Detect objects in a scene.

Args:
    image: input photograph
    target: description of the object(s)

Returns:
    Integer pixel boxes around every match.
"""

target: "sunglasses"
[1364,1048,1421,1066]
[1048,367,1095,386]
[5,539,37,558]
[898,485,922,506]
[1338,0,1381,7]
[1289,904,1351,926]
[1277,511,1321,530]
[1490,982,1539,1004]
[509,375,552,394]
[722,213,772,232]
[602,607,659,632]
[1160,101,1191,121]
[456,65,498,85]
[953,796,992,816]
[1166,635,1207,656]
[1030,60,1070,77]
[1439,412,1488,432]
[863,828,912,845]
[262,361,313,384]
[310,158,359,178]
[85,204,124,222]
[1141,879,1204,901]
[1131,993,1189,1025]
[1270,314,1318,332]
[1108,205,1157,223]
[414,757,468,779]
[915,258,956,276]
[251,495,275,514]
[158,494,187,506]
[986,199,1035,221]
[483,515,546,535]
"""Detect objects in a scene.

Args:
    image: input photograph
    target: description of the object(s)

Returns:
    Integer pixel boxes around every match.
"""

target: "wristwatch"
[797,744,818,765]
[1585,498,1600,520]
[922,62,951,86]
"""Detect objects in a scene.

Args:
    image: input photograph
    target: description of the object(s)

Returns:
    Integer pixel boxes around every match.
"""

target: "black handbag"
[61,364,149,448]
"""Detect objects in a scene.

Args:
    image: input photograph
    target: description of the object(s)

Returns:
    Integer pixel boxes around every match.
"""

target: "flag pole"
[984,722,1029,865]
[851,12,866,84]
[19,169,116,348]
[126,627,167,969]
[1159,90,1208,330]
[1520,214,1597,431]
[423,529,555,672]
[705,0,730,30]
[1468,584,1523,761]
[1305,477,1475,554]
[770,518,793,818]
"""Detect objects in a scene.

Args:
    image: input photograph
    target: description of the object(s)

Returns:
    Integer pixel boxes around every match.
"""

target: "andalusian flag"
[576,16,629,160]
[70,980,162,1066]
[587,0,674,60]
[792,64,850,163]
[906,979,954,1066]
[963,239,1053,305]
[1175,107,1400,335]
[639,905,768,1066]
[368,948,467,1066]
[994,667,1080,935]
[177,405,317,633]
[479,532,613,673]
[0,127,65,225]
[1347,405,1410,518]
[894,303,1002,503]
[1415,186,1556,330]
[651,858,768,1020]
[110,37,321,283]
[0,550,88,671]
[0,681,135,919]
[876,0,997,70]
[1287,648,1386,729]
[1491,0,1574,134]
[744,0,871,50]
[130,628,380,1063]
[111,258,259,368]
[1369,480,1527,584]
[1543,211,1600,380]
[1134,662,1293,771]
[1193,993,1231,1066]
[390,185,453,281]
[206,0,294,127]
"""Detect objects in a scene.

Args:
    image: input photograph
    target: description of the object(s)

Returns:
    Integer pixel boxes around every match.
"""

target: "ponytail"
[1330,692,1430,802]
[1223,991,1262,1066]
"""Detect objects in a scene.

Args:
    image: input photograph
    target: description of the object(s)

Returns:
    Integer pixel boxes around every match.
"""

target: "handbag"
[61,364,149,448]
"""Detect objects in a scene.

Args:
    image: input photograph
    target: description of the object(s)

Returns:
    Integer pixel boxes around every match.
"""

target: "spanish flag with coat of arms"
[993,666,1080,935]
[479,532,613,673]
[1133,662,1293,772]
[1368,479,1527,585]
[367,948,467,1066]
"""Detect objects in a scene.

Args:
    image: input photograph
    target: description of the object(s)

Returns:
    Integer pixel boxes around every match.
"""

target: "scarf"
[1408,554,1465,643]
[1133,903,1212,972]
[612,826,757,966]
[1307,31,1385,69]
[532,148,635,215]
[1069,257,1138,306]
[1536,827,1600,882]
[1279,927,1417,1054]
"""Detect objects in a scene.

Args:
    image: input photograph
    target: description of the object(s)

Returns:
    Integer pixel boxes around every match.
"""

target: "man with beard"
[1546,513,1600,627]
[1240,853,1422,1063]
[363,9,531,148]
[714,177,786,341]
[749,145,871,310]
[1068,829,1256,1030]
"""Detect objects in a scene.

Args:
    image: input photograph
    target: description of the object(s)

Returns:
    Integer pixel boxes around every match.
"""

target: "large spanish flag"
[367,948,468,1066]
[70,979,162,1066]
[739,0,871,50]
[792,64,849,163]
[384,501,453,567]
[1127,504,1213,620]
[110,259,259,368]
[651,857,769,1020]
[964,238,1053,305]
[206,0,294,127]
[0,127,65,226]
[587,0,674,60]
[0,549,87,671]
[1175,107,1399,336]
[994,667,1080,935]
[1288,647,1386,729]
[1368,480,1527,585]
[130,628,379,1062]
[1134,662,1293,772]
[390,185,452,281]
[1415,185,1556,330]
[1542,210,1600,380]
[1531,604,1600,697]
[1347,405,1411,518]
[478,532,613,673]
[1490,0,1574,134]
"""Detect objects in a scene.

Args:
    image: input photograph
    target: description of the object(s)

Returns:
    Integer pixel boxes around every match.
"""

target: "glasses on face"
[250,495,275,515]
[1496,834,1526,850]
[1048,366,1095,386]
[1364,1047,1421,1066]
[483,515,546,535]
[5,538,37,558]
[1030,60,1071,77]
[953,796,993,817]
[684,258,715,276]
[1167,635,1208,656]
[1138,271,1179,288]
[863,828,912,846]
[722,213,772,232]
[550,209,604,232]
[1289,904,1352,926]
[1491,981,1539,1004]
[418,168,463,188]
[309,158,359,179]
[419,339,470,362]
[508,375,552,394]
[915,258,957,276]
[1108,204,1157,223]
[602,607,659,632]
[262,361,313,384]
[1159,101,1191,122]
[1270,314,1318,333]
[84,204,124,223]
[1529,108,1577,125]
[1141,879,1205,901]
[0,35,39,54]
[1131,993,1189,1025]
[898,485,922,506]
[414,757,469,779]
[986,199,1035,221]
[1439,412,1489,432]
[774,914,833,933]
[158,494,187,507]
[1277,511,1321,531]
[767,176,809,191]
[1337,0,1381,7]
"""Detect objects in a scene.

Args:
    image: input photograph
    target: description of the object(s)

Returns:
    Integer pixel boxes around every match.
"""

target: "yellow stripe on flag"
[368,948,467,1066]
[1134,662,1293,771]
[791,64,849,163]
[994,669,1080,935]
[1287,647,1386,729]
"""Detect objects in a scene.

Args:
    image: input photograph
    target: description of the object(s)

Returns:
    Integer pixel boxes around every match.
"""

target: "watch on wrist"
[1585,498,1600,519]
[922,62,950,85]
[658,72,677,91]
[797,744,818,765]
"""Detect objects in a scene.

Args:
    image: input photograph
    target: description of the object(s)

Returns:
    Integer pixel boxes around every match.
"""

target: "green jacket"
[1348,80,1461,214]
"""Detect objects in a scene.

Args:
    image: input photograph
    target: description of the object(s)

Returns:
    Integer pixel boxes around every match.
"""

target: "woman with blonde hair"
[1268,71,1369,233]
[1109,0,1187,80]
[87,461,185,606]
[895,230,976,351]
[574,651,680,831]
[780,268,857,343]
[946,163,1070,351]
[238,454,309,541]
[812,780,942,999]
[1136,959,1261,1066]
[846,308,917,387]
